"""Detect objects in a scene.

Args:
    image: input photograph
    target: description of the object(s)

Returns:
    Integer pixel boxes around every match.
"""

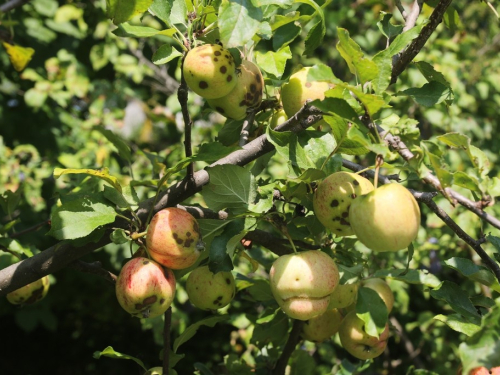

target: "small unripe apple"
[146,207,204,270]
[183,44,237,99]
[207,60,264,120]
[144,367,163,375]
[186,265,236,310]
[280,67,330,127]
[301,308,343,342]
[339,311,390,360]
[313,172,374,236]
[270,109,288,129]
[328,282,359,309]
[6,275,50,305]
[349,183,421,252]
[115,257,176,318]
[362,278,394,313]
[270,250,340,320]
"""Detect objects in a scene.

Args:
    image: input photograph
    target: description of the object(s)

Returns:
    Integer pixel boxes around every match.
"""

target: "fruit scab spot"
[353,180,360,186]
[227,75,233,82]
[351,194,357,199]
[330,200,339,207]
[340,218,350,226]
[220,66,227,74]
[143,260,149,265]
[186,231,192,237]
[199,81,208,89]
[184,238,194,247]
[226,278,231,285]
[214,51,221,56]
[342,211,349,218]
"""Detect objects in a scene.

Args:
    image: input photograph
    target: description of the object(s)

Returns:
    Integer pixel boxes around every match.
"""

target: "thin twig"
[67,260,117,284]
[244,229,320,256]
[403,0,424,32]
[272,320,304,375]
[178,56,194,180]
[390,316,424,368]
[0,0,29,12]
[9,219,50,239]
[162,307,172,375]
[395,0,408,20]
[239,111,256,147]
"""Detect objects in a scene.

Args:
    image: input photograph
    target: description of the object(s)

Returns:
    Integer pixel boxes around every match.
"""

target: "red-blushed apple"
[301,308,343,343]
[207,60,264,120]
[328,282,359,309]
[146,207,204,270]
[269,250,340,320]
[362,278,394,313]
[183,44,237,99]
[313,172,374,236]
[115,257,176,319]
[469,367,500,375]
[186,265,236,310]
[339,311,390,360]
[349,183,420,252]
[6,275,50,305]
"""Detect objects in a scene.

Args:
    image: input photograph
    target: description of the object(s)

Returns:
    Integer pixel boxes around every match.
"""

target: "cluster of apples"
[183,44,264,120]
[115,207,236,318]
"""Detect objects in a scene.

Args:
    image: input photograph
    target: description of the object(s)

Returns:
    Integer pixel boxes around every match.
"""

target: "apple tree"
[1,0,500,374]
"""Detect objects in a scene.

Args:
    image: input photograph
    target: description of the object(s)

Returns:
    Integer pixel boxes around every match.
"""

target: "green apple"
[328,282,359,309]
[186,265,236,310]
[146,207,204,270]
[301,308,343,343]
[115,257,176,319]
[7,275,50,305]
[183,44,237,99]
[313,172,374,236]
[362,278,394,313]
[207,60,264,120]
[144,367,163,375]
[339,311,390,360]
[270,109,288,129]
[349,183,421,252]
[280,67,330,127]
[270,250,340,320]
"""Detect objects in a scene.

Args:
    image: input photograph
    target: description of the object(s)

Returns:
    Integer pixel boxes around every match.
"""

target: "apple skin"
[339,311,390,360]
[270,109,288,129]
[362,278,394,313]
[207,60,264,120]
[328,282,359,309]
[146,207,204,270]
[469,367,500,375]
[349,183,421,252]
[186,265,236,310]
[6,275,50,305]
[270,250,340,320]
[280,67,330,127]
[183,44,237,99]
[144,367,163,375]
[301,308,343,343]
[313,172,374,236]
[115,257,176,319]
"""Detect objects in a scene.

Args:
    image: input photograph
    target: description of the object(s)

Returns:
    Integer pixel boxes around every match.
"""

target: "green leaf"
[430,281,481,324]
[218,0,263,48]
[246,279,274,302]
[251,310,289,348]
[453,172,481,192]
[255,46,292,79]
[399,81,453,107]
[113,23,176,38]
[356,287,388,337]
[198,218,231,255]
[110,228,130,244]
[149,0,172,24]
[202,165,256,213]
[373,268,441,288]
[0,188,23,216]
[272,22,301,51]
[415,61,451,87]
[337,83,388,117]
[169,0,187,25]
[459,300,500,373]
[54,167,122,193]
[289,349,315,375]
[193,142,241,164]
[47,194,116,240]
[304,21,323,57]
[106,0,153,25]
[0,238,33,258]
[434,314,481,337]
[93,346,147,370]
[152,44,182,65]
[445,257,500,292]
[193,362,215,375]
[336,28,378,84]
[94,126,132,163]
[173,315,229,352]
[377,12,403,38]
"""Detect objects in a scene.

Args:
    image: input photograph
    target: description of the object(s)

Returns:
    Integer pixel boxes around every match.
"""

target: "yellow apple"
[362,278,394,313]
[301,308,343,342]
[328,282,359,309]
[349,183,420,252]
[7,275,50,305]
[186,265,236,310]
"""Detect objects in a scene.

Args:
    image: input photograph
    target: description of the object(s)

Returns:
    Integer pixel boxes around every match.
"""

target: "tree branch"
[178,56,195,180]
[272,319,304,375]
[391,0,454,84]
[162,307,172,375]
[244,229,320,257]
[67,260,117,284]
[0,0,29,12]
[239,110,256,147]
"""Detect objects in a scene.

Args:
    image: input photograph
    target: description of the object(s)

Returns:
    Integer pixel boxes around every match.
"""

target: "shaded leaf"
[106,0,153,25]
[93,346,146,370]
[173,315,229,352]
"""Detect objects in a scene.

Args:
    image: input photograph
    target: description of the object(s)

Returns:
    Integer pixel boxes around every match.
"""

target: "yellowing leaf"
[2,42,35,72]
[53,167,122,193]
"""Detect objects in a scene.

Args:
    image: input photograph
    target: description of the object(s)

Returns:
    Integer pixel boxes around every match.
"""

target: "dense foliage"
[1,0,500,374]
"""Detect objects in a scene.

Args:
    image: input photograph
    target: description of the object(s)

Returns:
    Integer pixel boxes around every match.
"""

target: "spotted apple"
[6,275,50,305]
[186,265,236,310]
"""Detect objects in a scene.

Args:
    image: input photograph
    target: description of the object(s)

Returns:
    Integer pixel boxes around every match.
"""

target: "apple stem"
[373,155,384,189]
[354,166,375,175]
[130,231,147,240]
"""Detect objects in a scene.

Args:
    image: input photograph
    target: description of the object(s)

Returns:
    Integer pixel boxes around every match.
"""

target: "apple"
[469,367,500,375]
[280,67,330,127]
[339,311,390,360]
[349,183,421,252]
[144,367,163,375]
[146,207,204,270]
[186,265,236,310]
[313,172,374,236]
[269,250,340,320]
[328,282,359,309]
[115,257,176,319]
[183,44,237,99]
[6,275,50,305]
[269,108,288,129]
[362,278,394,313]
[301,308,343,343]
[207,60,264,120]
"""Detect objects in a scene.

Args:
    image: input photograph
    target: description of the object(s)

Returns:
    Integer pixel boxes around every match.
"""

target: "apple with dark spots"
[185,265,236,310]
[146,207,204,270]
[270,250,340,320]
[301,308,343,342]
[313,171,374,236]
[7,275,50,305]
[183,44,237,99]
[115,257,176,319]
[207,60,264,120]
[349,183,421,252]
